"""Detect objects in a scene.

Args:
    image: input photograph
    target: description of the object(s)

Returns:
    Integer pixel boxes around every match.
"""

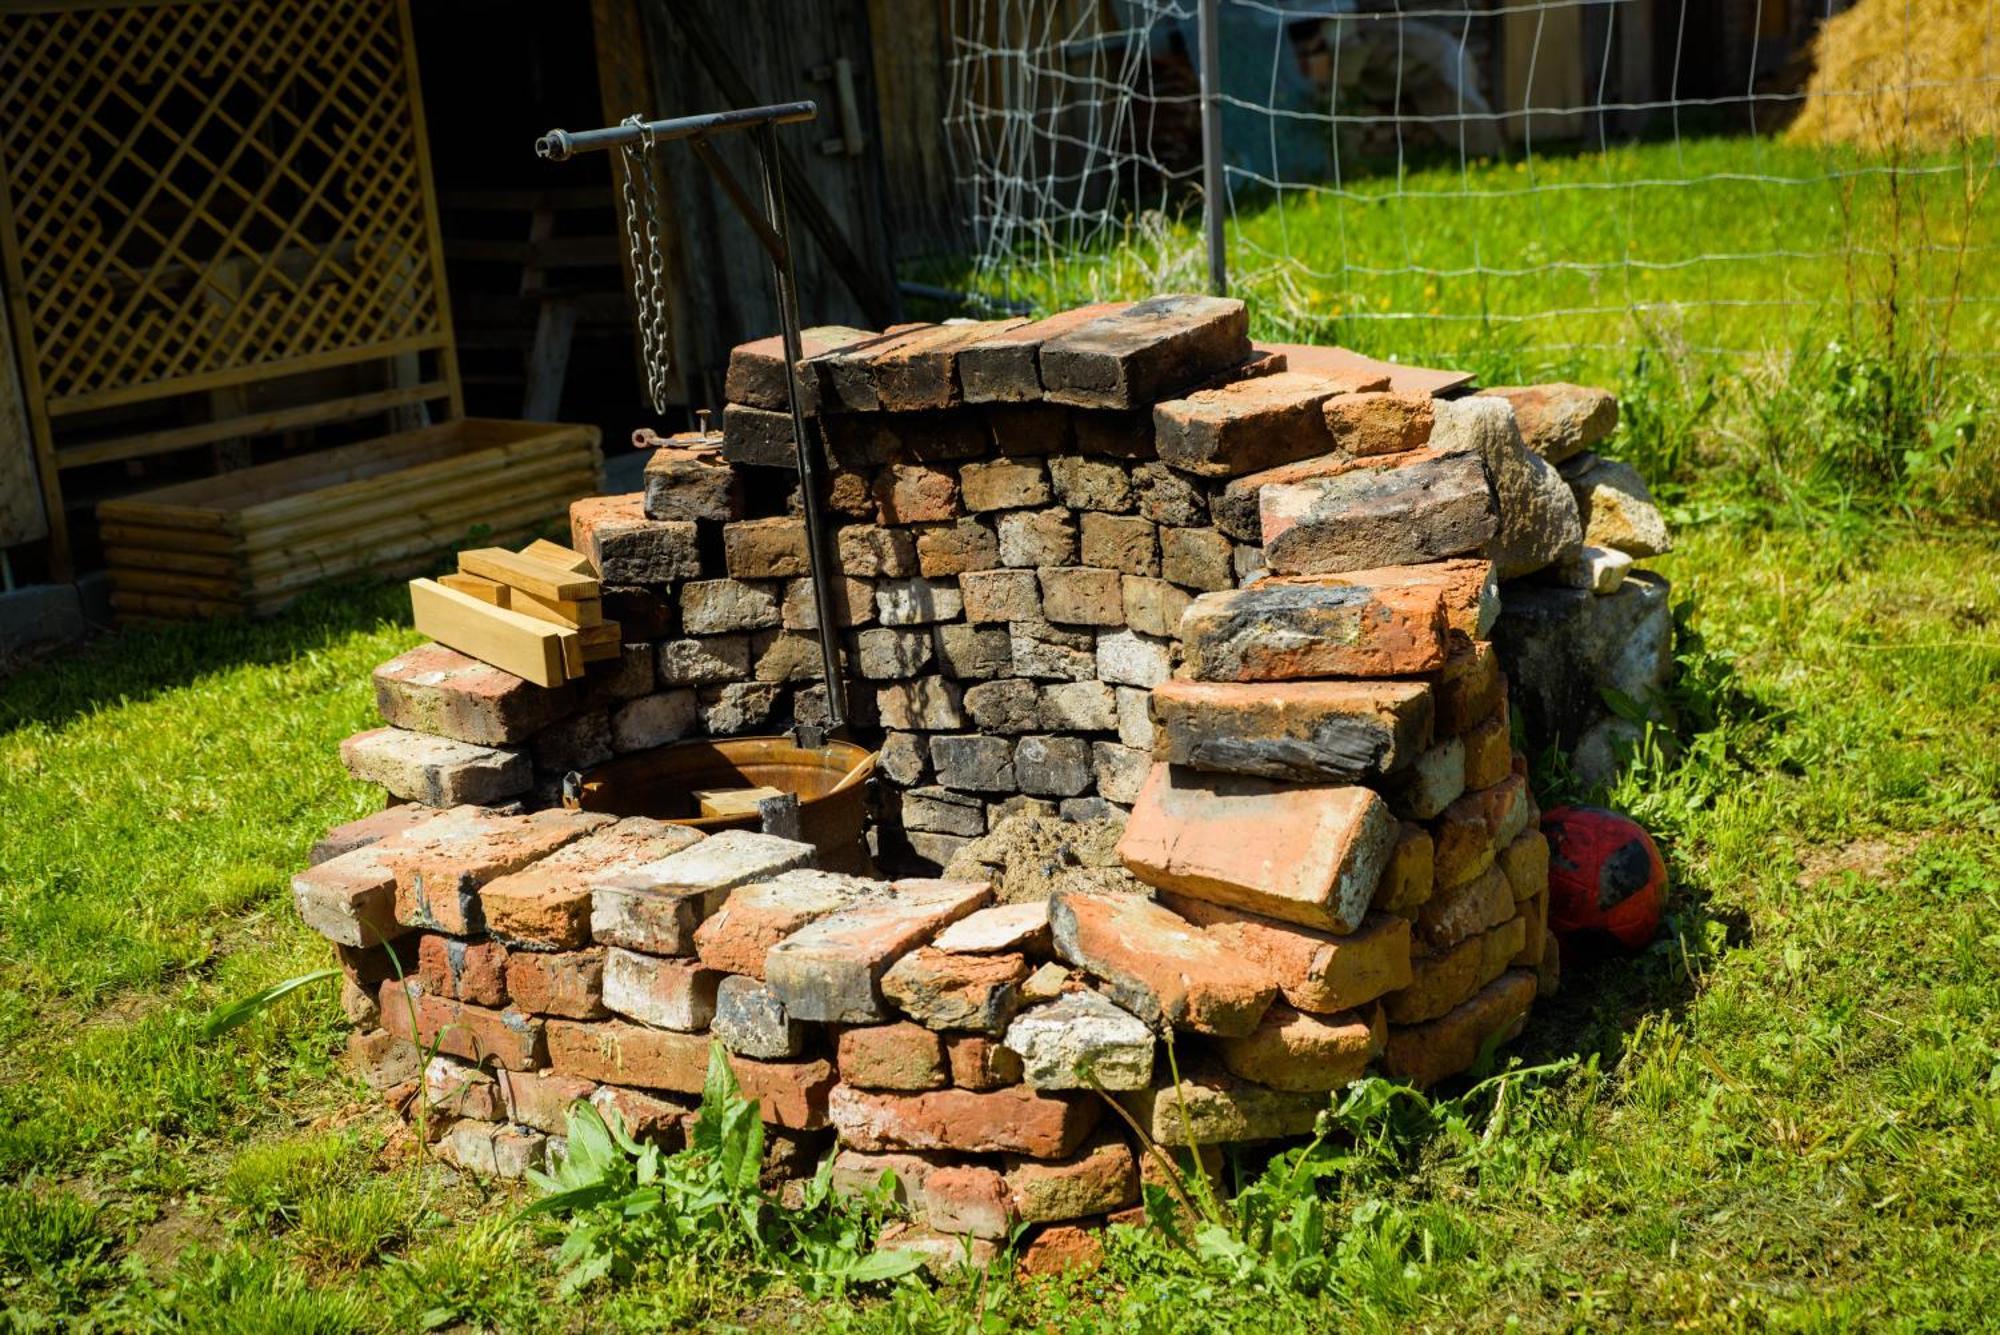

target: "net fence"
[941,0,2000,374]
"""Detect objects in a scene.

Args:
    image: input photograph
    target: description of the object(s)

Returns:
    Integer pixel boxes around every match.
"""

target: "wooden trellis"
[0,0,462,577]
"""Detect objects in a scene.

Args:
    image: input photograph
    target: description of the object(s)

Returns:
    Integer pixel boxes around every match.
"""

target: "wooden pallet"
[96,419,601,620]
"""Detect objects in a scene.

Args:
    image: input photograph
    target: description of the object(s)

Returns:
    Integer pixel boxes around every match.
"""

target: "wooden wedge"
[521,539,596,575]
[440,572,508,605]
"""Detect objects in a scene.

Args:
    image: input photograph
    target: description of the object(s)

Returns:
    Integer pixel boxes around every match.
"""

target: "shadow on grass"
[0,577,412,736]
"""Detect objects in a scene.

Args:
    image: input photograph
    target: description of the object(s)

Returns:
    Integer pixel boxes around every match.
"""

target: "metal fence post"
[1198,0,1227,298]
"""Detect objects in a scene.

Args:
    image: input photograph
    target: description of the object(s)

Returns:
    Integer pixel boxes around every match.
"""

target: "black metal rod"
[535,101,817,161]
[754,121,848,732]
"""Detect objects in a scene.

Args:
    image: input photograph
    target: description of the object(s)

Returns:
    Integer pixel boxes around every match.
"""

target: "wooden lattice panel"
[0,0,452,416]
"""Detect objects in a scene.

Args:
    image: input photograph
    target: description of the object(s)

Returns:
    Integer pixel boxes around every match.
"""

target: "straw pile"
[1788,0,2000,148]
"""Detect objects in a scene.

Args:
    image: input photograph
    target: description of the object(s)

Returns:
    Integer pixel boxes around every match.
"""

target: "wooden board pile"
[97,419,600,621]
[302,293,1678,1272]
[411,539,621,688]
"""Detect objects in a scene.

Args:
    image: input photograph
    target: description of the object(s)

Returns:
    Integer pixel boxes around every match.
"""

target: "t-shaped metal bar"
[534,101,817,161]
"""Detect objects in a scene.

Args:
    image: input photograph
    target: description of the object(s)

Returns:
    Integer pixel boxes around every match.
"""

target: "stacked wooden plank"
[412,540,621,688]
[96,419,601,621]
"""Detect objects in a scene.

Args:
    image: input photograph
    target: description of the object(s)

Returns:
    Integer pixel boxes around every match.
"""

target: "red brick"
[1512,888,1549,968]
[1149,679,1433,784]
[1118,763,1399,934]
[414,933,509,1008]
[593,1084,694,1146]
[294,844,405,949]
[1152,371,1344,478]
[1323,391,1435,456]
[873,463,961,525]
[765,879,992,1025]
[503,949,608,1019]
[1177,582,1450,682]
[945,1034,1023,1090]
[1005,1134,1138,1222]
[1217,1003,1383,1092]
[921,1164,1017,1239]
[1433,640,1502,735]
[310,803,446,866]
[544,1018,835,1129]
[837,1023,949,1091]
[1497,830,1550,902]
[1416,865,1514,950]
[1259,449,1498,577]
[378,980,546,1071]
[1162,896,1411,1013]
[1038,294,1250,410]
[727,325,876,409]
[480,818,704,949]
[1048,890,1275,1037]
[372,643,573,746]
[1256,558,1497,640]
[1381,970,1535,1087]
[384,805,612,936]
[425,1056,502,1121]
[1019,1223,1106,1276]
[723,517,810,579]
[1462,705,1513,789]
[958,303,1124,403]
[601,950,722,1031]
[1381,935,1483,1025]
[1479,916,1527,984]
[693,871,874,978]
[1373,823,1435,915]
[828,1083,1099,1158]
[1431,796,1495,892]
[496,1070,598,1134]
[880,948,1029,1034]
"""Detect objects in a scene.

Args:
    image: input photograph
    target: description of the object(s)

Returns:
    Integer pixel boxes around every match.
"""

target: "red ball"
[1540,805,1666,951]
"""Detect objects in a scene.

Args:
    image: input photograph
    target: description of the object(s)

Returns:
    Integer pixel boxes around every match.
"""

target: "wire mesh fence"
[942,0,2000,377]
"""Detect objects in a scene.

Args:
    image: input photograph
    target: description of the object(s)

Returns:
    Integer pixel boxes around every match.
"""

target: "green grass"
[2,132,1999,1328]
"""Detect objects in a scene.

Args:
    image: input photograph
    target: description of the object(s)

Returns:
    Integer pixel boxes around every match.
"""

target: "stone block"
[1079,512,1158,576]
[643,440,744,523]
[698,682,780,735]
[1564,454,1672,557]
[1118,764,1397,933]
[1003,990,1155,1090]
[1260,450,1498,576]
[1006,1134,1138,1223]
[1478,383,1617,464]
[1091,742,1150,804]
[1049,889,1276,1036]
[1150,679,1432,783]
[340,727,529,807]
[590,830,813,954]
[947,1033,1025,1090]
[610,692,698,752]
[1433,395,1583,580]
[1417,864,1514,950]
[960,458,1052,511]
[764,879,992,1024]
[901,786,988,837]
[727,325,875,409]
[681,580,782,635]
[723,517,809,580]
[1152,371,1344,477]
[1158,525,1234,592]
[960,568,1041,623]
[877,677,965,731]
[529,709,611,773]
[931,901,1050,955]
[1120,575,1192,639]
[1046,456,1133,512]
[780,576,875,632]
[836,524,918,578]
[879,731,929,786]
[874,577,963,626]
[1014,735,1093,797]
[1008,620,1096,680]
[657,636,751,687]
[1374,823,1436,916]
[1118,1069,1323,1146]
[719,404,798,468]
[1179,582,1450,682]
[934,623,1013,679]
[1038,294,1250,409]
[855,628,933,680]
[1026,685,1113,739]
[1039,566,1124,626]
[1094,628,1171,688]
[372,644,573,746]
[930,734,1018,791]
[916,519,1000,577]
[1115,686,1155,750]
[962,679,1042,734]
[997,507,1078,568]
[828,1083,1098,1158]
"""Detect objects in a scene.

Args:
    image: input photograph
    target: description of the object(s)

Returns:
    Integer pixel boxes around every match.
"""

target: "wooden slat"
[55,380,453,469]
[102,545,239,577]
[458,547,600,601]
[520,539,594,574]
[439,571,506,604]
[409,578,568,687]
[503,587,602,629]
[559,628,585,680]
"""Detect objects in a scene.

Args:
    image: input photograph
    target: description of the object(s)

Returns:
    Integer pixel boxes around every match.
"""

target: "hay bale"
[1788,0,2000,148]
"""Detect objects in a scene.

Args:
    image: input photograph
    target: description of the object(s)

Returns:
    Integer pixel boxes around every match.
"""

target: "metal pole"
[754,122,848,734]
[535,101,817,160]
[1197,0,1228,298]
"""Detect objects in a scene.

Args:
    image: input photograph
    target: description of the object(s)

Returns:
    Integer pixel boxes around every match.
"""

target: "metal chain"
[615,114,673,416]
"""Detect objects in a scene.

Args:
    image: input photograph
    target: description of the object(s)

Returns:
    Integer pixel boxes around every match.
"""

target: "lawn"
[4,133,2000,1331]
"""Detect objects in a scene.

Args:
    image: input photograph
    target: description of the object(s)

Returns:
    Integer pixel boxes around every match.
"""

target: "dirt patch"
[1797,834,1914,889]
